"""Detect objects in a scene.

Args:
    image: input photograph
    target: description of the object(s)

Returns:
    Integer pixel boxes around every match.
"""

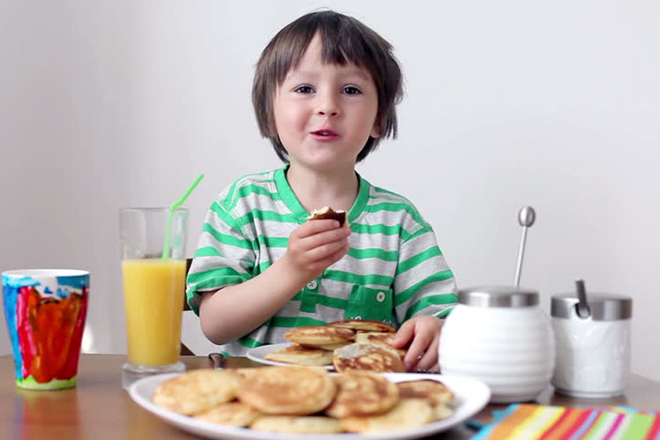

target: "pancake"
[284,325,355,346]
[396,379,454,406]
[307,206,347,226]
[251,416,343,434]
[264,343,333,366]
[333,343,405,373]
[329,319,396,333]
[432,404,454,420]
[354,331,407,357]
[237,366,336,415]
[313,341,351,351]
[193,402,261,426]
[325,371,399,418]
[152,369,240,415]
[397,379,455,421]
[341,398,434,433]
[234,368,260,381]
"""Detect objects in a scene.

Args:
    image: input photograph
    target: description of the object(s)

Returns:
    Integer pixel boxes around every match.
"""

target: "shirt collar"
[274,164,370,224]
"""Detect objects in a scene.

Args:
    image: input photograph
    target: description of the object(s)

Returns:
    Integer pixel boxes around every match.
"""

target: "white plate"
[128,372,490,440]
[246,343,334,370]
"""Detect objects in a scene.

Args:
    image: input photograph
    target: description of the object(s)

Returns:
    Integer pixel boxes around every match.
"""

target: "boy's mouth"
[311,129,339,140]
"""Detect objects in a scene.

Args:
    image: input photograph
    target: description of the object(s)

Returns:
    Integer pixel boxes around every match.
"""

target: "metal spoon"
[208,352,226,369]
[514,206,536,287]
[575,279,591,318]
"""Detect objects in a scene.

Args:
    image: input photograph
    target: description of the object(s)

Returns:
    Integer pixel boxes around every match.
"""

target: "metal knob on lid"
[514,206,536,288]
[551,293,632,321]
[459,286,539,308]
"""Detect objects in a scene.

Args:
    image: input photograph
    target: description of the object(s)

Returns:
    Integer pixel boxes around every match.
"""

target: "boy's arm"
[392,224,457,372]
[393,225,457,323]
[198,257,307,344]
[198,219,350,344]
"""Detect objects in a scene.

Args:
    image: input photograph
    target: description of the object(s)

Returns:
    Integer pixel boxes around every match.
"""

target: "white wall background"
[1,1,658,380]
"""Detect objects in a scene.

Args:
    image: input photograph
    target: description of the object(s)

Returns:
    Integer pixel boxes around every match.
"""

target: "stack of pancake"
[265,319,408,372]
[152,366,454,434]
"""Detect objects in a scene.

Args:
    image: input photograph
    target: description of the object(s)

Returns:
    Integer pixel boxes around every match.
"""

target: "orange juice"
[122,259,186,366]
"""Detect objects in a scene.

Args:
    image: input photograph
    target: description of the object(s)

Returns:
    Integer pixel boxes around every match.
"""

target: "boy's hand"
[281,219,351,287]
[392,315,443,373]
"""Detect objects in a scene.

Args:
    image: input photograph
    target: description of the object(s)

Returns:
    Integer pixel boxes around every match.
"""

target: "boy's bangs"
[318,23,369,68]
[275,21,371,84]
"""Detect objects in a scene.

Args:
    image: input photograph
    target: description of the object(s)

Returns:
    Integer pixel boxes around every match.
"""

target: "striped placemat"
[472,403,660,439]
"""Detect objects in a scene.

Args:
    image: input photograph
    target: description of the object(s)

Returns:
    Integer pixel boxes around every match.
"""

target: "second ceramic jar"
[438,286,555,403]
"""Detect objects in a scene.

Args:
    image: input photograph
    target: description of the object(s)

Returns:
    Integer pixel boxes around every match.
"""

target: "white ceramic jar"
[439,286,555,403]
[551,293,632,398]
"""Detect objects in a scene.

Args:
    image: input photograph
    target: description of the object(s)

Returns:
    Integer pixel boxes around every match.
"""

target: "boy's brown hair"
[252,10,403,163]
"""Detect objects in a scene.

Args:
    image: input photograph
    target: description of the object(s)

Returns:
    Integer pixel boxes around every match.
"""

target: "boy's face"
[273,34,380,173]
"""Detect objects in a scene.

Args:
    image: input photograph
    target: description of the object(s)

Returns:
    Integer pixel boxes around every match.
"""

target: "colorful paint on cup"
[2,270,89,390]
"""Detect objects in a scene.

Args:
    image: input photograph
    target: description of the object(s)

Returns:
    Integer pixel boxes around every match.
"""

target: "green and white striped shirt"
[186,166,457,356]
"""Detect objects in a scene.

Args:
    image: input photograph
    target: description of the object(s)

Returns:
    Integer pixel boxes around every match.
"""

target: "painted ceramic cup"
[2,269,89,390]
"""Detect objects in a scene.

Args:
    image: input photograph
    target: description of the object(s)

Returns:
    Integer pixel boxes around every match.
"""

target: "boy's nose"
[317,108,339,116]
[316,93,340,117]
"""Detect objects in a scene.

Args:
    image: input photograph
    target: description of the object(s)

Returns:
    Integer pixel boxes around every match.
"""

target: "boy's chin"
[289,154,359,172]
[290,161,357,174]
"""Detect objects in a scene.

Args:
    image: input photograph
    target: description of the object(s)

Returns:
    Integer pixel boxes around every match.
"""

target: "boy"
[187,10,457,372]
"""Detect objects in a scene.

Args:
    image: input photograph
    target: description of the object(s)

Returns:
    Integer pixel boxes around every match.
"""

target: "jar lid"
[458,286,539,308]
[551,293,632,321]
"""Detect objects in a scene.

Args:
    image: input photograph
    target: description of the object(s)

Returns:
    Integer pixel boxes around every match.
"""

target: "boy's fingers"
[404,331,433,371]
[298,226,351,251]
[321,243,350,266]
[403,350,421,372]
[298,219,342,237]
[415,337,439,372]
[415,352,435,372]
[308,240,349,263]
[393,322,414,348]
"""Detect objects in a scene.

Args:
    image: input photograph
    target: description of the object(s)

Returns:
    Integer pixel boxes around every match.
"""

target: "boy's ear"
[370,122,381,139]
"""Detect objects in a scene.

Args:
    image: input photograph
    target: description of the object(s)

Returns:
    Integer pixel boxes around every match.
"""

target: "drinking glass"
[119,207,188,385]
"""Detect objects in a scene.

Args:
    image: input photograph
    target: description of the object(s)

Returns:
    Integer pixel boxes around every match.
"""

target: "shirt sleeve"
[393,224,458,324]
[186,199,256,315]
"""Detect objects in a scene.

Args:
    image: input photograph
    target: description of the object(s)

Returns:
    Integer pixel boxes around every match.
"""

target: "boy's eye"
[294,85,314,94]
[343,86,362,95]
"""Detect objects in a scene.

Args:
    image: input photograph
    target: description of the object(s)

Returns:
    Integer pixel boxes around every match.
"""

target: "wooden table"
[1,354,659,439]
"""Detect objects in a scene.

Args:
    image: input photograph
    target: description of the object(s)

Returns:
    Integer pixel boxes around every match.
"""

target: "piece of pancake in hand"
[237,366,336,415]
[193,402,261,426]
[152,369,240,415]
[325,371,399,418]
[354,331,407,357]
[307,206,347,226]
[397,379,455,420]
[284,325,355,347]
[341,398,434,433]
[264,343,333,366]
[333,342,405,373]
[251,416,343,434]
[329,319,396,333]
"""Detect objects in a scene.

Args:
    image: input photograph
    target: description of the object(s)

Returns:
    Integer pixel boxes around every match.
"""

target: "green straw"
[162,174,205,261]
